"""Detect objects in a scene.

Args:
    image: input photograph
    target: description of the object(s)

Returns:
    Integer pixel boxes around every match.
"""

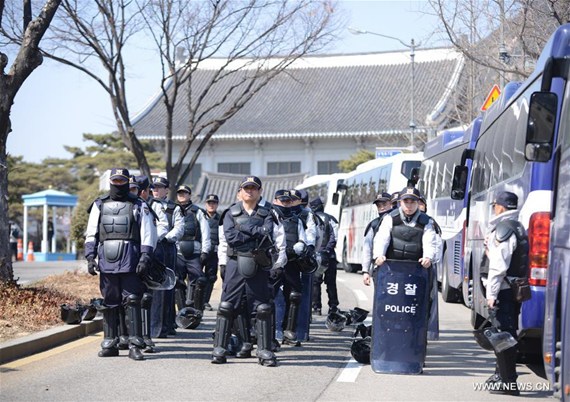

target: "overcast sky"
[7,0,443,163]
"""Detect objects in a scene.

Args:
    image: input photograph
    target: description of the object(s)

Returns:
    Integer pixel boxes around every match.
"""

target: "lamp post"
[348,27,421,151]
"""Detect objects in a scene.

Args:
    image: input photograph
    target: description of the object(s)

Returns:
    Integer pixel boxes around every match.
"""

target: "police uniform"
[85,168,156,360]
[361,193,392,274]
[176,185,211,312]
[203,194,221,310]
[148,176,185,338]
[483,192,528,396]
[212,176,287,367]
[271,189,309,345]
[309,197,340,315]
[372,187,438,269]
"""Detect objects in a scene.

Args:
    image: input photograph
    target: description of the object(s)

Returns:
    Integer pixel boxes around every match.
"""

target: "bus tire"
[341,241,356,273]
[441,260,460,303]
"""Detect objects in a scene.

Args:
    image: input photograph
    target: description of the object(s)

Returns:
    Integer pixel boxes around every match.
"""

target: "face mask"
[110,182,130,201]
[273,204,291,217]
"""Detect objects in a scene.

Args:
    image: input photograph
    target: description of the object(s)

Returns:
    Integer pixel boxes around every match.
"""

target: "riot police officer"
[373,187,437,270]
[85,168,156,360]
[212,176,287,367]
[175,185,211,313]
[271,189,308,346]
[484,191,527,396]
[309,196,340,315]
[362,192,393,287]
[202,194,221,311]
[149,177,184,338]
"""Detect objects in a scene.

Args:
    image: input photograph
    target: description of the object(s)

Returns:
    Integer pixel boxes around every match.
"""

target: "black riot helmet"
[351,337,371,364]
[325,311,347,332]
[175,307,203,329]
[60,303,83,325]
[141,259,176,290]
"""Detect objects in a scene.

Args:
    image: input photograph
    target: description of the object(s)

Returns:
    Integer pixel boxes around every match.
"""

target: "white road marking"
[353,289,368,301]
[337,358,363,382]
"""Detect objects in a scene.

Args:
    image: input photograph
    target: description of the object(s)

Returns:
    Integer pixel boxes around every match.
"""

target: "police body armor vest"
[386,210,429,261]
[149,198,176,229]
[274,208,301,260]
[316,211,332,248]
[99,199,140,242]
[207,212,221,246]
[495,219,529,278]
[230,203,270,256]
[180,204,202,242]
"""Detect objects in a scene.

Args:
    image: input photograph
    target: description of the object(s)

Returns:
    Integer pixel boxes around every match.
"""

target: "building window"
[218,162,251,175]
[317,161,341,174]
[267,162,301,175]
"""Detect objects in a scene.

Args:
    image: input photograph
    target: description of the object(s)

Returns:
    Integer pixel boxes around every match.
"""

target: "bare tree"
[3,0,337,195]
[428,0,569,119]
[0,0,62,282]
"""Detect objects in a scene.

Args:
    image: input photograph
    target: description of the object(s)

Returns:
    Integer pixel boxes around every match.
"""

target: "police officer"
[175,185,211,313]
[362,192,392,287]
[212,176,286,367]
[372,187,437,271]
[202,194,221,311]
[484,191,527,396]
[271,189,308,346]
[85,168,155,360]
[290,189,319,257]
[149,177,184,338]
[309,196,340,316]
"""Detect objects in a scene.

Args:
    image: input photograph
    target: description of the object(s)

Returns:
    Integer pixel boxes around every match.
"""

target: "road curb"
[0,318,103,365]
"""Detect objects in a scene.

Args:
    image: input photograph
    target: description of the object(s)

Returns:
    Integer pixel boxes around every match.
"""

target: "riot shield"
[427,266,439,341]
[296,272,314,342]
[371,260,430,375]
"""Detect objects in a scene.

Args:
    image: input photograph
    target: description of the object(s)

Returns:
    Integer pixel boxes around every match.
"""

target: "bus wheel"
[341,241,355,273]
[441,261,460,303]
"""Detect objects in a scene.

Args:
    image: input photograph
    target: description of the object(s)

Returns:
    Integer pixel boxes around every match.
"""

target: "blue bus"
[418,127,468,303]
[523,24,570,399]
[450,24,570,360]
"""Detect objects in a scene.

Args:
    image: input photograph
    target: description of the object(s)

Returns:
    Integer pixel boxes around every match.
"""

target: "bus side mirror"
[409,167,420,186]
[525,91,557,162]
[332,193,339,205]
[451,165,468,200]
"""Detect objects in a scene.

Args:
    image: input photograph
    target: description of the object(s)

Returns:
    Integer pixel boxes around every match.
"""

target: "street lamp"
[348,27,421,151]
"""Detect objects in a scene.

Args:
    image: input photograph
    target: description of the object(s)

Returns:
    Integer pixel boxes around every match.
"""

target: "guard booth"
[22,189,78,261]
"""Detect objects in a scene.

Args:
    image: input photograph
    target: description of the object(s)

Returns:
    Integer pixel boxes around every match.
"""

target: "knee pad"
[289,291,302,305]
[218,301,234,318]
[256,303,272,320]
[196,276,208,288]
[141,293,153,309]
[125,294,141,307]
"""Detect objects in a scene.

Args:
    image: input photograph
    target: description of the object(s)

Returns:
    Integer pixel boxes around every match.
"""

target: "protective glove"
[200,252,209,265]
[293,241,306,256]
[269,266,284,280]
[306,244,315,255]
[87,258,98,276]
[136,253,152,276]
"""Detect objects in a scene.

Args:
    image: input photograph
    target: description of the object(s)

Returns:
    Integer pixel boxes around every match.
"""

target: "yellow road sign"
[481,84,501,111]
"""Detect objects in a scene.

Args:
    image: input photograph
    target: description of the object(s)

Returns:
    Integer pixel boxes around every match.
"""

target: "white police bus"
[295,173,347,222]
[334,152,423,273]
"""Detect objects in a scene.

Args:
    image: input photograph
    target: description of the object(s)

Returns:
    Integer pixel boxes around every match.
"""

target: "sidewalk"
[0,277,223,365]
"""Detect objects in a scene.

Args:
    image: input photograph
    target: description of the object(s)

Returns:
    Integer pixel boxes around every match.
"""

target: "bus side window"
[525,91,558,162]
[451,165,468,200]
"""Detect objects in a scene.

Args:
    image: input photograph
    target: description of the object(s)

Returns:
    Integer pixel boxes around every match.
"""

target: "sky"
[6,1,444,163]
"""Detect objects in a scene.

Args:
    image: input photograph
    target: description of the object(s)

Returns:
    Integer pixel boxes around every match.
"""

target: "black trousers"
[312,256,339,309]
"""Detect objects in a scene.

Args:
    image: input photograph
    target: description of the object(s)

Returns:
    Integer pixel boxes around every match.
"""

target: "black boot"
[283,291,301,346]
[203,279,215,310]
[125,295,145,361]
[256,303,277,367]
[117,306,129,350]
[141,293,156,353]
[234,313,253,358]
[193,276,208,312]
[98,307,120,357]
[491,346,519,396]
[212,302,233,364]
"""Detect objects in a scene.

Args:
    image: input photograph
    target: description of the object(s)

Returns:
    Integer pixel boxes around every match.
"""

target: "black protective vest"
[364,211,389,237]
[274,207,301,259]
[150,198,176,229]
[495,219,529,278]
[386,210,429,261]
[180,204,202,243]
[316,211,332,248]
[230,203,270,255]
[207,212,221,246]
[98,199,140,243]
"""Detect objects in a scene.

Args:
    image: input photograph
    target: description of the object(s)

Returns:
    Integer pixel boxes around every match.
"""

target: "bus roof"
[296,172,347,189]
[353,152,423,174]
[423,127,466,159]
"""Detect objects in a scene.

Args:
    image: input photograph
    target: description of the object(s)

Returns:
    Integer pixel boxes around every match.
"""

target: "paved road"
[1,270,551,401]
[12,260,86,285]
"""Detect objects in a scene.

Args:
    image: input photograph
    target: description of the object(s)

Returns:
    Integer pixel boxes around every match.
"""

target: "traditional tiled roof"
[192,171,307,208]
[134,48,464,140]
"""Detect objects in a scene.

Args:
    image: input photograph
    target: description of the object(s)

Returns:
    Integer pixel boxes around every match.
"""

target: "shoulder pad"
[495,220,525,243]
[364,220,374,236]
[329,215,338,224]
[417,213,430,226]
[230,203,243,217]
[256,205,270,217]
